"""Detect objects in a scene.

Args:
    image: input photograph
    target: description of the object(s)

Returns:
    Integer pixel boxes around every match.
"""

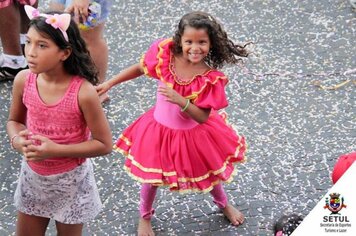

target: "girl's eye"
[39,44,47,48]
[25,39,30,44]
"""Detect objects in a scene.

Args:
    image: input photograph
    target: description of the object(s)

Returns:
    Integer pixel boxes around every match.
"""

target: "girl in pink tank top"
[6,5,112,235]
[96,11,251,235]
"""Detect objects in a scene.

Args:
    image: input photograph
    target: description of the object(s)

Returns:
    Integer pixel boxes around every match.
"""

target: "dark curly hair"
[172,11,250,69]
[274,214,303,236]
[28,11,98,85]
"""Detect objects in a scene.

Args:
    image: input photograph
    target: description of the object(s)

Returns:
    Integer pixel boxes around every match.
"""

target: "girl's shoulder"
[188,69,229,110]
[141,38,173,79]
[145,38,173,59]
[148,38,172,50]
[14,69,31,82]
[204,69,226,78]
[12,69,32,92]
[77,79,100,105]
[198,69,228,85]
[78,78,96,96]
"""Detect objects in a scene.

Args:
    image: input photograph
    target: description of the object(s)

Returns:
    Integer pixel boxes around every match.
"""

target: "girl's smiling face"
[180,26,211,64]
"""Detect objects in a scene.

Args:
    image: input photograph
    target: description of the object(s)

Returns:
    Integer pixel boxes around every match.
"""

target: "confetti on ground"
[0,0,355,235]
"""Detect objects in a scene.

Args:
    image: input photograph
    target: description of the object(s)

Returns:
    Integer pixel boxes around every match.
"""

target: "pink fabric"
[275,231,283,236]
[115,38,247,193]
[0,0,35,9]
[210,183,228,209]
[139,183,158,219]
[154,81,198,129]
[23,72,89,175]
[332,152,356,184]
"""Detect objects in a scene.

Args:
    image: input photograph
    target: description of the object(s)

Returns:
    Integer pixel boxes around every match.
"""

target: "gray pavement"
[0,0,355,235]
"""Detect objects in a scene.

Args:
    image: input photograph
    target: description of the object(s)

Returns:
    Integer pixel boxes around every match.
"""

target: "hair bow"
[24,5,71,42]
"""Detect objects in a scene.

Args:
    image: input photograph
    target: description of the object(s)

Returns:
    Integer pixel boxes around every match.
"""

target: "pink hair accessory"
[24,5,71,42]
[276,231,283,236]
[30,8,40,17]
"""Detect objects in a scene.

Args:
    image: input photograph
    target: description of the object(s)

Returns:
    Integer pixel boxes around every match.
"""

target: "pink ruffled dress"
[115,38,247,193]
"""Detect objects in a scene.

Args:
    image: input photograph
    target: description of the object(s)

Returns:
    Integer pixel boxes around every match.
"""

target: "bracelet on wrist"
[181,99,190,112]
[10,134,19,149]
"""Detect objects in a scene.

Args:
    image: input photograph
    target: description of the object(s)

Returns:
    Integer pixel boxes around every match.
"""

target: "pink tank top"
[23,72,89,175]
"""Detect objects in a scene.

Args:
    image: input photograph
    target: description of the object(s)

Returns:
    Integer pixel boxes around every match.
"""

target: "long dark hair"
[28,12,98,85]
[172,11,250,69]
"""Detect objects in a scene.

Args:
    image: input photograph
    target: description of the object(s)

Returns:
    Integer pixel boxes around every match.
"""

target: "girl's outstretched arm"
[25,81,112,161]
[96,63,144,96]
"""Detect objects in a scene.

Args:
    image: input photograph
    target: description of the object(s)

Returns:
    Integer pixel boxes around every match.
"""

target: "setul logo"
[321,193,351,233]
[324,193,347,215]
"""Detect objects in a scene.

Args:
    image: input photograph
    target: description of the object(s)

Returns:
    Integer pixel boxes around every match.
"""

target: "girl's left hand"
[23,134,57,161]
[157,84,185,106]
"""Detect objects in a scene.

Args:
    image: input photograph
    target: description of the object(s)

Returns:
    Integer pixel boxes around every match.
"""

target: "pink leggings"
[139,183,228,219]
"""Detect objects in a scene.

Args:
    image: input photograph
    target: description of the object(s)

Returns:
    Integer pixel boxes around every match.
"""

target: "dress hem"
[114,144,247,194]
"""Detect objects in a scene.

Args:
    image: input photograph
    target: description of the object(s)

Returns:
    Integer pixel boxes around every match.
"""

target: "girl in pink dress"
[7,6,112,235]
[97,11,249,235]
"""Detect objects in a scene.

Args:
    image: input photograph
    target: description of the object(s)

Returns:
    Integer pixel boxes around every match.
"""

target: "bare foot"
[138,218,154,236]
[99,92,110,103]
[222,204,244,226]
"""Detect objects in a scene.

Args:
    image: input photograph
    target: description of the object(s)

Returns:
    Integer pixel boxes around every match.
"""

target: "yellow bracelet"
[10,134,19,149]
[181,99,190,112]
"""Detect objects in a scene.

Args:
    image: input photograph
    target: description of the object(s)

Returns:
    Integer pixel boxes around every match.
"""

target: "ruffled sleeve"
[140,38,171,80]
[192,71,229,110]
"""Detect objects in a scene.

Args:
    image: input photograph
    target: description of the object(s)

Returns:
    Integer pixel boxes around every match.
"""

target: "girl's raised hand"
[157,84,185,106]
[95,82,111,96]
[23,134,57,161]
[65,0,90,23]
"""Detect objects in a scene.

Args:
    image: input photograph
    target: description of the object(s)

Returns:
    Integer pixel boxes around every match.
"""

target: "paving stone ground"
[0,0,355,235]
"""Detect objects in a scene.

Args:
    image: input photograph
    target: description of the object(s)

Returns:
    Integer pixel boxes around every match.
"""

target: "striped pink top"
[23,72,89,175]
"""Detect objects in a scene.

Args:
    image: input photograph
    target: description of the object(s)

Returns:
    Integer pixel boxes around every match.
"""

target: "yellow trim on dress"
[178,149,243,183]
[155,38,172,83]
[114,141,246,183]
[168,54,216,86]
[114,142,177,176]
[185,75,228,102]
[118,134,131,146]
[140,54,149,76]
[123,165,239,194]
